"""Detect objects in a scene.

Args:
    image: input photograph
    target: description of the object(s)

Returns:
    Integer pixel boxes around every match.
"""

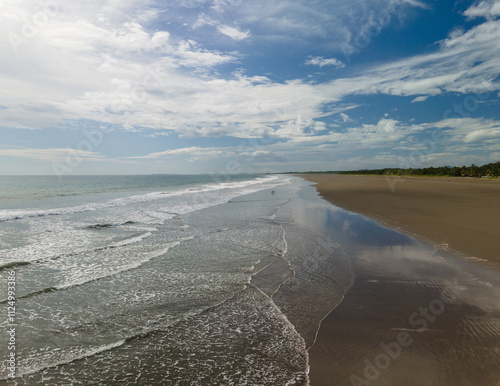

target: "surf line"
[270,221,295,298]
[249,283,311,386]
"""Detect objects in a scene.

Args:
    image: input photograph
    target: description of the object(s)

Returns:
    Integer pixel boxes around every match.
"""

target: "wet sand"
[299,174,500,265]
[308,258,500,385]
[297,174,500,385]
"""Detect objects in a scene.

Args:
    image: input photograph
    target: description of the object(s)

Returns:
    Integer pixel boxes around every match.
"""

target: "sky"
[0,0,499,175]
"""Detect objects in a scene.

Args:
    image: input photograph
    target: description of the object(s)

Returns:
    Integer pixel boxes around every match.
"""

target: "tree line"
[338,161,500,177]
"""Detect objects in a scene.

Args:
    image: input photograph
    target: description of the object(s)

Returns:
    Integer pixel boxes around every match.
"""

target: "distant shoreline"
[298,173,500,266]
[293,172,499,179]
[285,161,500,178]
[294,171,498,177]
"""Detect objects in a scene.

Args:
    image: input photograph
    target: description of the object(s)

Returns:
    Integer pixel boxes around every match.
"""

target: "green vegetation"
[338,161,500,177]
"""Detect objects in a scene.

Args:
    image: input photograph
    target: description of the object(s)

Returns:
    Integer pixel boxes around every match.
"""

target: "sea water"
[0,175,354,385]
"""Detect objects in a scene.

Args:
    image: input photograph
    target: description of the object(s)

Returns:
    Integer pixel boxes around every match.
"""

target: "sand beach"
[299,174,500,385]
[300,174,500,265]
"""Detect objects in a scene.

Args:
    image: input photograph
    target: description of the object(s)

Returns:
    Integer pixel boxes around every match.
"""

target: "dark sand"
[308,261,500,385]
[299,174,500,265]
[299,174,500,386]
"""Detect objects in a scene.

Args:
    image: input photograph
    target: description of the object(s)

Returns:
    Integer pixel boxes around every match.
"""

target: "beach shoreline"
[298,174,500,267]
[4,174,500,385]
[297,174,500,385]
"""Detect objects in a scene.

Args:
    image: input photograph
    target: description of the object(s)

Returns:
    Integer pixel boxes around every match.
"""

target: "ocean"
[2,174,500,385]
[0,174,354,384]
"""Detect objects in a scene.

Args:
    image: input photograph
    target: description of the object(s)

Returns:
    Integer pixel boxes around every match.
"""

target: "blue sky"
[0,0,499,175]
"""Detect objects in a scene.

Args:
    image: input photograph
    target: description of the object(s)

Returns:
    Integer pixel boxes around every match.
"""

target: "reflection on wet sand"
[292,181,500,386]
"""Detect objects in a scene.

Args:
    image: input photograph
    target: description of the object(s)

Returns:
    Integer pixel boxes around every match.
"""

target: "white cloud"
[0,148,104,163]
[339,113,351,122]
[132,145,239,162]
[424,117,500,144]
[2,0,498,174]
[337,119,416,149]
[135,146,205,158]
[263,117,499,164]
[321,18,500,98]
[411,95,429,103]
[187,0,429,54]
[463,127,500,143]
[401,0,430,9]
[193,14,217,28]
[114,115,500,173]
[305,56,345,68]
[174,39,237,67]
[464,0,500,19]
[193,13,250,40]
[217,25,251,40]
[146,131,170,138]
[271,114,325,138]
[1,0,499,147]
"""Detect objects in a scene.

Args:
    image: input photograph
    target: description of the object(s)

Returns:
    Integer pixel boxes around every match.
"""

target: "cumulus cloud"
[54,114,497,173]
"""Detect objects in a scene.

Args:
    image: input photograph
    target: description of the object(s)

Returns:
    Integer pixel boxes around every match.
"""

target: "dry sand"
[299,174,500,265]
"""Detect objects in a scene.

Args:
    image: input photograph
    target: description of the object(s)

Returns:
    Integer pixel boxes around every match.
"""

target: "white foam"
[0,228,154,268]
[15,340,126,378]
[0,175,282,222]
[55,237,193,291]
[0,175,286,267]
[108,231,153,248]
